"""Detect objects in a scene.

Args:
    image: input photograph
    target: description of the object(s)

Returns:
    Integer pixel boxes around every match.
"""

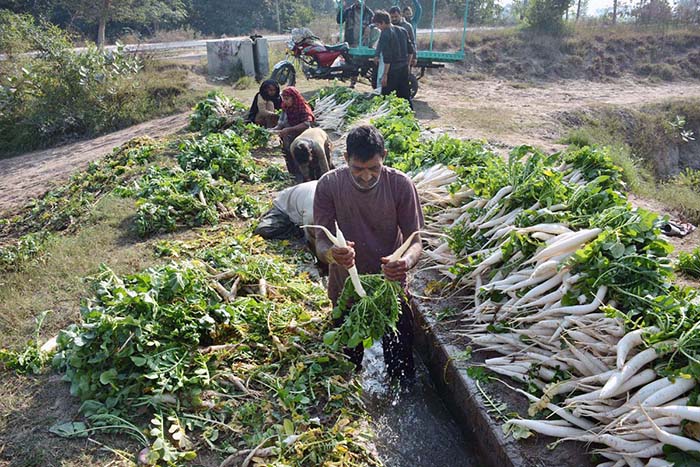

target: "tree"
[446,0,504,25]
[189,0,312,36]
[526,0,571,31]
[632,0,673,23]
[57,0,187,46]
[613,0,618,23]
[675,0,700,23]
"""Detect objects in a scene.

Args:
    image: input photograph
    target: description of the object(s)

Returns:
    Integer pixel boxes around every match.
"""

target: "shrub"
[0,11,191,155]
[525,0,571,33]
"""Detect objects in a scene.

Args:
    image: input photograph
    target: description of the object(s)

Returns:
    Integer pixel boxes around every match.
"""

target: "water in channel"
[360,343,480,467]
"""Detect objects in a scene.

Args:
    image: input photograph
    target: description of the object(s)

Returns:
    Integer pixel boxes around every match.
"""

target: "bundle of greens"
[188,90,247,135]
[325,275,404,350]
[130,168,259,237]
[177,130,257,182]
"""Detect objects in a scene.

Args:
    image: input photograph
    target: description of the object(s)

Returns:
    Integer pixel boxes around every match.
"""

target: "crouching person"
[254,181,317,240]
[290,127,334,182]
[312,124,423,386]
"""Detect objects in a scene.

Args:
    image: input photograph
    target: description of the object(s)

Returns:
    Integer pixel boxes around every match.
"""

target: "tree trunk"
[576,0,582,21]
[97,0,111,47]
[612,0,618,23]
[275,0,281,33]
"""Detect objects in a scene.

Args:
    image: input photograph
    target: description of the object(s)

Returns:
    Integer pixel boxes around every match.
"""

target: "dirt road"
[415,73,700,150]
[2,76,700,216]
[0,113,189,216]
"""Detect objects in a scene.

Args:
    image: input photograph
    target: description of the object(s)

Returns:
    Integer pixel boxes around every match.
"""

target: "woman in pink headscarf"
[272,87,316,182]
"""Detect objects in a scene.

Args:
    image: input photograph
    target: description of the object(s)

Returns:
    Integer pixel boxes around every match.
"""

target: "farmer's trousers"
[382,63,413,110]
[335,295,416,381]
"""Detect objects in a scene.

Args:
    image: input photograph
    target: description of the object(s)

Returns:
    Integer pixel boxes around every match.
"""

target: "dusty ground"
[4,72,700,219]
[415,69,700,150]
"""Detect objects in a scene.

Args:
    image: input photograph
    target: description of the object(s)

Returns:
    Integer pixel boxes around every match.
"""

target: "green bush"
[0,11,190,155]
[525,0,571,33]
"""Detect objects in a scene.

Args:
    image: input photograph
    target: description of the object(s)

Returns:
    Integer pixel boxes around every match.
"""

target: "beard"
[350,171,382,191]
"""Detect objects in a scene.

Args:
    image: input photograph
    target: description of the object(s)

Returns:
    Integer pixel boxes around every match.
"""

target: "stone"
[252,38,270,81]
[206,39,255,79]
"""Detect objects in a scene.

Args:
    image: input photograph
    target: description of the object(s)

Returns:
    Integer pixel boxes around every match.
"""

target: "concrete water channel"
[361,343,479,467]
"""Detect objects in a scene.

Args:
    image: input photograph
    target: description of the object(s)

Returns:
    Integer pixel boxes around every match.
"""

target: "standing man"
[389,6,417,69]
[313,124,424,385]
[336,0,374,47]
[373,10,415,109]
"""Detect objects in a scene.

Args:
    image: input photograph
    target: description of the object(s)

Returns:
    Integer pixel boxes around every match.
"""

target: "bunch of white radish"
[409,155,699,467]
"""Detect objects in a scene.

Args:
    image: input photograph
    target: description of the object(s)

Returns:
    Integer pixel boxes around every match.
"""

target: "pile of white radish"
[407,161,700,467]
[312,92,392,133]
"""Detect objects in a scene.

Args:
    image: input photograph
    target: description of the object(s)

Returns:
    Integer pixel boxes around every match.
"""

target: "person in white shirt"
[254,181,317,241]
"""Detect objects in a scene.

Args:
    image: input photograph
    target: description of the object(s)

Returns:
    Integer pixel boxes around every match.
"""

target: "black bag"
[254,206,301,239]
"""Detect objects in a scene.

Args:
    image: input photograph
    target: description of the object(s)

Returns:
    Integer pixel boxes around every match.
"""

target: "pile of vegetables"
[123,167,260,237]
[49,230,380,466]
[409,140,700,465]
[120,95,275,237]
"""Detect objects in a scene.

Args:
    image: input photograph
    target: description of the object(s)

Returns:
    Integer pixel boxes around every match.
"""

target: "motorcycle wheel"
[409,73,418,99]
[271,63,296,86]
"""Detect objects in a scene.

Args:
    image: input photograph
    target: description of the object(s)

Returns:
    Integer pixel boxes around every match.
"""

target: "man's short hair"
[373,10,391,25]
[346,125,385,162]
[389,6,401,14]
[293,142,311,164]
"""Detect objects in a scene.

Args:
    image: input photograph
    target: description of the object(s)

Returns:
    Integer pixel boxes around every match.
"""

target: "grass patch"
[563,100,700,222]
[451,106,520,136]
[0,194,161,350]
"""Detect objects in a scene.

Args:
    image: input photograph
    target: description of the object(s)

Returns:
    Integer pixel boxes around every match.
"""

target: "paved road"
[1,26,503,60]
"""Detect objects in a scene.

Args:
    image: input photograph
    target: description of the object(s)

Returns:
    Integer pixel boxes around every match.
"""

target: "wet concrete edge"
[411,297,526,467]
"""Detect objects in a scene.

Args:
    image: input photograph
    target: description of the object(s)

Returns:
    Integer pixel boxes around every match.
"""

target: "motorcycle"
[270,28,377,88]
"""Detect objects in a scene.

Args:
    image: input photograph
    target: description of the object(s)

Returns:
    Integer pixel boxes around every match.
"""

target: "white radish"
[615,327,659,370]
[643,408,700,452]
[302,223,366,297]
[505,419,585,438]
[645,404,700,423]
[600,348,660,399]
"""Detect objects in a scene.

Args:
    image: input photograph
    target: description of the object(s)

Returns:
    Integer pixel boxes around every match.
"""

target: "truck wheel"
[409,73,418,98]
[271,63,296,86]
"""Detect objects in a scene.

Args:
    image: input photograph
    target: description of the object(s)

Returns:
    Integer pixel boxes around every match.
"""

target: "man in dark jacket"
[337,0,374,47]
[373,10,415,108]
[389,6,416,68]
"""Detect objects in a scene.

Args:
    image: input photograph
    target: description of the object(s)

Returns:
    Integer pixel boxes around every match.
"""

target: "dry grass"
[0,195,162,351]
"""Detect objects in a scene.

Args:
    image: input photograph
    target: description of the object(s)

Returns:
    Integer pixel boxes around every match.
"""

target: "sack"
[254,206,301,239]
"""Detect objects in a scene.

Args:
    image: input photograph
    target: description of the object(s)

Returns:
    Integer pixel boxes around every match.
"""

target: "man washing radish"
[311,124,423,385]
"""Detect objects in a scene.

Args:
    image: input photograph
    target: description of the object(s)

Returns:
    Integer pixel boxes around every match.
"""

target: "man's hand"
[381,257,409,282]
[331,241,355,269]
[381,74,388,88]
[278,128,290,138]
[411,57,417,67]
